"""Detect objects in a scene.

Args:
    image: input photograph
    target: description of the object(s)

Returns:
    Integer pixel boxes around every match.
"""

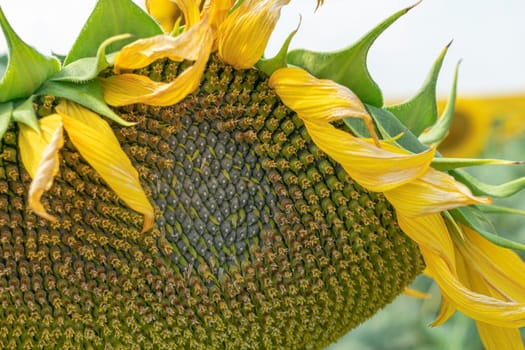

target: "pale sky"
[0,0,524,98]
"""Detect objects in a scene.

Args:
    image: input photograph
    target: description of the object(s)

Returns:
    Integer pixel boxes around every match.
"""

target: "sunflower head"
[0,1,524,349]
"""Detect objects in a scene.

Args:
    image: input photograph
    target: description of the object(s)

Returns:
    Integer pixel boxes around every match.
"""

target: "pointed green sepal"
[0,54,6,76]
[287,3,419,106]
[12,96,39,133]
[432,157,524,171]
[37,80,133,126]
[419,61,460,145]
[477,204,525,217]
[0,7,60,102]
[344,104,429,154]
[64,0,162,65]
[0,102,13,141]
[386,42,450,136]
[451,207,525,252]
[257,22,300,76]
[451,168,525,198]
[52,34,132,83]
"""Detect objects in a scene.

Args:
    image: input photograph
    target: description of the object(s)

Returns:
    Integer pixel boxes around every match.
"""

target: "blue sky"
[0,0,523,98]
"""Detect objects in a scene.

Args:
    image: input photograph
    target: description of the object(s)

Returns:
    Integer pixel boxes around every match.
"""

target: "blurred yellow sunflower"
[0,0,524,349]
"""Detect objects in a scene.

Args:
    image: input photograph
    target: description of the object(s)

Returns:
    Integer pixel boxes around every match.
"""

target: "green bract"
[0,1,162,139]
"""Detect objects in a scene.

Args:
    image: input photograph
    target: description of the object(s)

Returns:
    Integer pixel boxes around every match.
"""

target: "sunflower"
[0,0,524,349]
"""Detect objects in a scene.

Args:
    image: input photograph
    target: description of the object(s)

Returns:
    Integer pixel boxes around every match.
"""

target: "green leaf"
[0,7,60,102]
[477,204,525,217]
[0,102,13,140]
[64,0,162,65]
[287,3,419,107]
[0,54,7,77]
[12,96,39,132]
[257,23,299,76]
[451,168,525,198]
[37,80,132,126]
[52,34,131,83]
[386,42,450,136]
[451,207,525,252]
[418,61,460,145]
[344,104,429,154]
[432,158,524,171]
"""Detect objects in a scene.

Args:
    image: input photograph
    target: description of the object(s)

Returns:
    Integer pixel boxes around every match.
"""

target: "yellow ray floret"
[217,0,291,69]
[384,167,491,217]
[146,0,183,33]
[19,115,64,221]
[269,67,436,192]
[102,18,213,106]
[19,100,154,232]
[55,100,154,232]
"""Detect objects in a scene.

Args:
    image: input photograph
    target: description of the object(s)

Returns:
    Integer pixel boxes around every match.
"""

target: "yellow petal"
[103,18,213,107]
[146,0,182,33]
[113,15,208,72]
[270,67,382,145]
[384,167,491,217]
[456,225,525,304]
[19,116,65,222]
[432,296,456,326]
[476,322,524,350]
[423,246,525,328]
[270,67,371,122]
[202,0,235,30]
[303,120,435,192]
[218,0,290,69]
[18,114,63,179]
[55,101,154,232]
[404,288,431,299]
[170,0,202,30]
[453,236,525,349]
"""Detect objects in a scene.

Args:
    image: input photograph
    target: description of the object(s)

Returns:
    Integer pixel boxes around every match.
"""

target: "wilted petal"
[476,322,524,350]
[146,0,183,33]
[385,167,490,217]
[20,116,65,221]
[56,100,154,232]
[269,67,371,122]
[18,114,63,179]
[114,16,209,72]
[303,120,435,192]
[218,0,290,69]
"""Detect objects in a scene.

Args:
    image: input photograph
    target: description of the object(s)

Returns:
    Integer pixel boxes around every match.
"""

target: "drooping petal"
[146,0,182,33]
[19,115,64,221]
[55,100,154,232]
[218,0,290,69]
[384,167,491,217]
[103,18,213,107]
[113,14,209,72]
[453,233,525,349]
[476,321,524,350]
[303,120,435,192]
[270,67,370,122]
[270,67,380,144]
[18,114,63,179]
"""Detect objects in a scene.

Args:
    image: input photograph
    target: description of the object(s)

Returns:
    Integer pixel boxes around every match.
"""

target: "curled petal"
[385,167,490,217]
[171,0,202,30]
[270,67,380,144]
[102,28,212,107]
[218,0,290,69]
[303,121,435,192]
[269,67,370,122]
[18,114,63,179]
[202,0,236,30]
[20,116,64,221]
[114,16,209,72]
[56,101,154,232]
[146,0,182,33]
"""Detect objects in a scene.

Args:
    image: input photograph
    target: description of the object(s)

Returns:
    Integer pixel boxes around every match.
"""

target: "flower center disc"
[0,55,424,349]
